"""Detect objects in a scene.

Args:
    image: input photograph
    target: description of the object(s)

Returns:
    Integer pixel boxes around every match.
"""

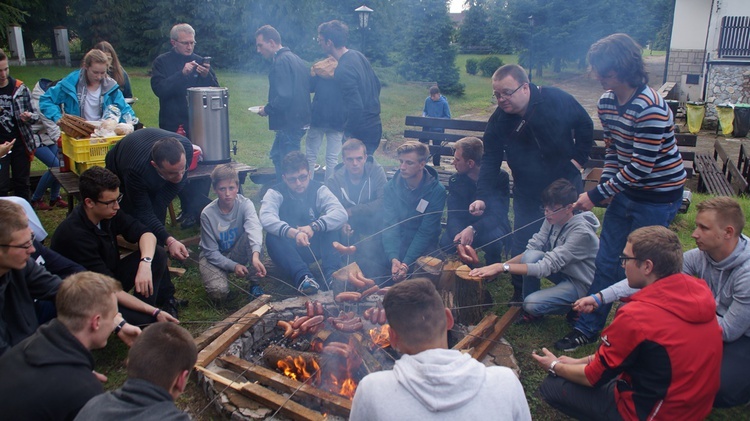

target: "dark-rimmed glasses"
[96,193,123,207]
[284,173,309,184]
[619,254,639,267]
[493,83,526,101]
[0,232,35,249]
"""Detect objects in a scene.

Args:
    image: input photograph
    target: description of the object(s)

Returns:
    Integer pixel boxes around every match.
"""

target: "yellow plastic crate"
[61,133,124,163]
[69,160,105,176]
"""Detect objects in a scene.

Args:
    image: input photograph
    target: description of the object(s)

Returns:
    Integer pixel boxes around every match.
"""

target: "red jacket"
[584,273,722,420]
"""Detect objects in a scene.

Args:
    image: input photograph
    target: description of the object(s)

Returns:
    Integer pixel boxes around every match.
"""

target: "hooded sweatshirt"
[350,348,531,420]
[0,319,102,420]
[75,378,188,421]
[585,273,722,421]
[525,211,600,297]
[326,155,387,236]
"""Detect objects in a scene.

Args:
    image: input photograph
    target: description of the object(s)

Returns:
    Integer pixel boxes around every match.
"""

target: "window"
[718,16,750,58]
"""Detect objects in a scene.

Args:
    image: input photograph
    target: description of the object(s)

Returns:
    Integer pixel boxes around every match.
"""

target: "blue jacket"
[39,69,135,123]
[423,95,451,119]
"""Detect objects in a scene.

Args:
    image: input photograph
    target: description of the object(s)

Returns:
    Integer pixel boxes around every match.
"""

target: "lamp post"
[355,5,373,55]
[528,15,534,83]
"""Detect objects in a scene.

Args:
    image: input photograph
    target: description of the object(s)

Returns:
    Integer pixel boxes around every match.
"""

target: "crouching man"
[533,226,722,420]
[351,278,531,420]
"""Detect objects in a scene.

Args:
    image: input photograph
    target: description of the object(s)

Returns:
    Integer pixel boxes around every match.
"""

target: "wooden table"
[51,161,257,216]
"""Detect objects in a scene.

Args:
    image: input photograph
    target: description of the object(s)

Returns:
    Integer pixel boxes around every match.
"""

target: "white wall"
[671,0,712,50]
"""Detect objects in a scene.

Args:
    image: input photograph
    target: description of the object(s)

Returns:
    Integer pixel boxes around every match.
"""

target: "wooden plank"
[726,159,749,195]
[196,303,271,367]
[218,355,352,418]
[168,266,186,276]
[351,332,383,374]
[405,115,488,132]
[194,295,271,351]
[471,307,521,361]
[196,366,325,421]
[452,313,499,351]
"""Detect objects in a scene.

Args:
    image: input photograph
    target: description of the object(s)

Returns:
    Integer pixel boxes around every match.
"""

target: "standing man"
[534,226,721,420]
[0,48,38,201]
[470,64,593,302]
[555,33,686,351]
[105,128,192,262]
[254,25,311,179]
[326,138,388,278]
[151,23,218,228]
[382,142,446,282]
[422,85,451,166]
[317,20,382,155]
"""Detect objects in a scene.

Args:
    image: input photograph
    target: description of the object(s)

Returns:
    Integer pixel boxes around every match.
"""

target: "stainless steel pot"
[187,87,230,164]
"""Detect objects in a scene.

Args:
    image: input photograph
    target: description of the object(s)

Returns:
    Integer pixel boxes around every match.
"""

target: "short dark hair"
[455,137,483,165]
[396,141,429,163]
[0,48,7,61]
[384,278,446,350]
[318,20,349,48]
[588,33,648,88]
[492,63,529,85]
[341,138,367,155]
[151,137,186,166]
[628,226,683,279]
[126,323,197,391]
[210,163,239,188]
[429,85,440,96]
[255,25,281,44]
[281,151,309,175]
[79,166,120,202]
[541,178,577,208]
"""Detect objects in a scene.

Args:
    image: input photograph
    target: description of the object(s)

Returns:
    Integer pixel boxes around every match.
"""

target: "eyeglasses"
[0,232,35,249]
[175,40,197,46]
[619,254,639,267]
[493,83,526,101]
[96,193,123,207]
[541,205,567,214]
[284,173,309,184]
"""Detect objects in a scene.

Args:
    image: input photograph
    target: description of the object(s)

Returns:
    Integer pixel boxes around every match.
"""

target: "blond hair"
[396,141,429,163]
[56,272,122,332]
[697,197,745,236]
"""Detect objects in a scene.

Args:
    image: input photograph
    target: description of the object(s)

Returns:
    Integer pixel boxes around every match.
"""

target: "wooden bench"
[738,144,750,190]
[694,140,747,196]
[657,82,676,99]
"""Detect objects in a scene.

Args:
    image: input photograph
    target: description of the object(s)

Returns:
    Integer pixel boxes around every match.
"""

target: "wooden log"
[196,303,271,367]
[168,266,186,276]
[452,314,499,352]
[264,344,320,370]
[454,264,485,325]
[471,307,520,361]
[351,332,383,373]
[437,259,463,290]
[414,256,444,284]
[219,355,352,418]
[194,295,271,351]
[196,366,325,421]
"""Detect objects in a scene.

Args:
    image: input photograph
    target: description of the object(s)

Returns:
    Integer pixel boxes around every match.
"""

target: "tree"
[458,0,489,49]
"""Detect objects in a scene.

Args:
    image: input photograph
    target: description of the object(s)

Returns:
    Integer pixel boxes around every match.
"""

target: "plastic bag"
[686,102,705,134]
[716,105,734,135]
[102,104,121,123]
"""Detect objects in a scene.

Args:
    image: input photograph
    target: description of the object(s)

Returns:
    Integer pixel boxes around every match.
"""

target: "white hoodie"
[350,348,531,420]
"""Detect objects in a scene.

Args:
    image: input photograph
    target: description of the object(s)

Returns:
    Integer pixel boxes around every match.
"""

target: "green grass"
[12,60,750,420]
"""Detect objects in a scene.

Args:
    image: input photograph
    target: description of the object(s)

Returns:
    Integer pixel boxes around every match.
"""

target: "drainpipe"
[701,0,716,101]
[663,0,676,84]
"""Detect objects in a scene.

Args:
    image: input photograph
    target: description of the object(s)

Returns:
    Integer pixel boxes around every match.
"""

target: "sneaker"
[49,197,68,208]
[515,311,543,325]
[298,275,320,295]
[249,284,264,298]
[32,200,52,211]
[180,214,199,229]
[554,330,597,351]
[160,298,180,319]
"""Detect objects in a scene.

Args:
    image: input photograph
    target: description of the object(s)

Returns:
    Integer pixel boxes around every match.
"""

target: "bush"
[466,59,478,75]
[479,56,503,77]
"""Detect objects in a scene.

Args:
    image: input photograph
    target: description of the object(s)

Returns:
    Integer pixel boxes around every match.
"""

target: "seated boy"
[199,164,266,302]
[471,179,599,322]
[260,151,347,294]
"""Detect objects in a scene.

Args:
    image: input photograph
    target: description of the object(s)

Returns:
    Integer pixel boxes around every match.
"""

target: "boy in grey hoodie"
[471,179,599,321]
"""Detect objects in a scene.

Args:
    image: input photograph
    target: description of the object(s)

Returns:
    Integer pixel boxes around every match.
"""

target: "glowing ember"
[369,324,391,348]
[277,356,320,383]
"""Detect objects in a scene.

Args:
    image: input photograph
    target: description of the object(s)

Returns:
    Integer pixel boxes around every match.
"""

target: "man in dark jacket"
[0,271,121,420]
[470,64,593,301]
[75,322,197,421]
[307,56,345,180]
[255,25,311,179]
[383,142,446,282]
[326,138,388,277]
[51,166,181,321]
[318,20,382,155]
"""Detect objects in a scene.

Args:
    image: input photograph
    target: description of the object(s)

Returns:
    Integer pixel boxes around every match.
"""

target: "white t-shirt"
[82,85,102,121]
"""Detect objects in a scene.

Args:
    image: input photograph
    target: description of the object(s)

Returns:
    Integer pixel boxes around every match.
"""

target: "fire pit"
[195,261,520,420]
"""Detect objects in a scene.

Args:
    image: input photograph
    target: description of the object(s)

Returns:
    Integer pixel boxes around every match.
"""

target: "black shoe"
[175,211,185,223]
[180,214,198,229]
[554,330,597,351]
[508,287,523,307]
[161,297,181,319]
[566,309,580,326]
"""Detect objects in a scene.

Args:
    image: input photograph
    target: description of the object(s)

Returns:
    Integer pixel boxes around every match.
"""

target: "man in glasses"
[260,151,347,295]
[470,64,593,303]
[471,179,598,323]
[533,226,721,420]
[51,167,180,321]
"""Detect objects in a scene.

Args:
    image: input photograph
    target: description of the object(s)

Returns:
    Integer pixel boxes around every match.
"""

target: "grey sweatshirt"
[325,156,387,235]
[260,182,347,238]
[199,195,262,272]
[525,211,600,297]
[600,235,750,342]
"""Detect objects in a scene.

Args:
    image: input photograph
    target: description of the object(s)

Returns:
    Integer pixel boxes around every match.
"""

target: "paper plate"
[248,106,262,113]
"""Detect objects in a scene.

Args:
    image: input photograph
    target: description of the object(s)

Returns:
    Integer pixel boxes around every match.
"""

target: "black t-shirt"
[0,83,19,143]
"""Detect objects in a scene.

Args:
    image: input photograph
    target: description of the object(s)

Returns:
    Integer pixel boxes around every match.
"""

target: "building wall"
[703,64,750,127]
[666,49,705,84]
[671,0,712,50]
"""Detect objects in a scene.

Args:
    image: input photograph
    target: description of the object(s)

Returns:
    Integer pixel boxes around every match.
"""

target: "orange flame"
[277,356,320,383]
[328,374,358,399]
[369,324,391,348]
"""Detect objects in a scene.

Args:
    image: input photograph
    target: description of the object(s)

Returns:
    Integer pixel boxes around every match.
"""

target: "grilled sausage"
[292,316,310,329]
[332,241,357,255]
[277,320,293,338]
[346,271,366,289]
[360,285,379,299]
[335,292,362,302]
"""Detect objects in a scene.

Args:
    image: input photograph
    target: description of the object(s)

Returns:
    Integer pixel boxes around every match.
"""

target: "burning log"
[264,345,320,376]
[352,332,383,373]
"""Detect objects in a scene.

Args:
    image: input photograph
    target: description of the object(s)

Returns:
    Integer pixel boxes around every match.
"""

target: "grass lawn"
[10,59,750,420]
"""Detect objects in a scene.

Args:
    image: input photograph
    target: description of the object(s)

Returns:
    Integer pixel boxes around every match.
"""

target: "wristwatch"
[549,360,560,377]
[503,263,511,273]
[140,256,153,263]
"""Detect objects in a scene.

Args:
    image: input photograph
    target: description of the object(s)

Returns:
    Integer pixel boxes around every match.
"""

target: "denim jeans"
[270,128,306,180]
[31,144,62,202]
[521,250,582,316]
[575,192,682,337]
[305,127,343,181]
[265,230,341,288]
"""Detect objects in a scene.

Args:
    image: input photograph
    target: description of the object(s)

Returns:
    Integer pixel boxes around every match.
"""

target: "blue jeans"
[575,192,682,337]
[265,230,341,288]
[305,127,343,181]
[270,128,306,180]
[521,250,582,316]
[31,144,62,202]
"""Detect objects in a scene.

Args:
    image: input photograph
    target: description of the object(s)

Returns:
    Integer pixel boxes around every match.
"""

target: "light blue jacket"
[39,69,135,123]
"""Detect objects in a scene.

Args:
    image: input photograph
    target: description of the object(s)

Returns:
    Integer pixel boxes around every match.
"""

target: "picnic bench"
[694,140,748,196]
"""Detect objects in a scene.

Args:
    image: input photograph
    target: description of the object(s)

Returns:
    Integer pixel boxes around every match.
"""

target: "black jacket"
[310,74,345,131]
[0,319,102,420]
[265,48,311,131]
[150,49,219,135]
[446,170,510,239]
[334,49,381,135]
[478,83,593,199]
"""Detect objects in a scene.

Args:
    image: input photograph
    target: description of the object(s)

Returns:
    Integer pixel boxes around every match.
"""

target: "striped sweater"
[589,85,685,204]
